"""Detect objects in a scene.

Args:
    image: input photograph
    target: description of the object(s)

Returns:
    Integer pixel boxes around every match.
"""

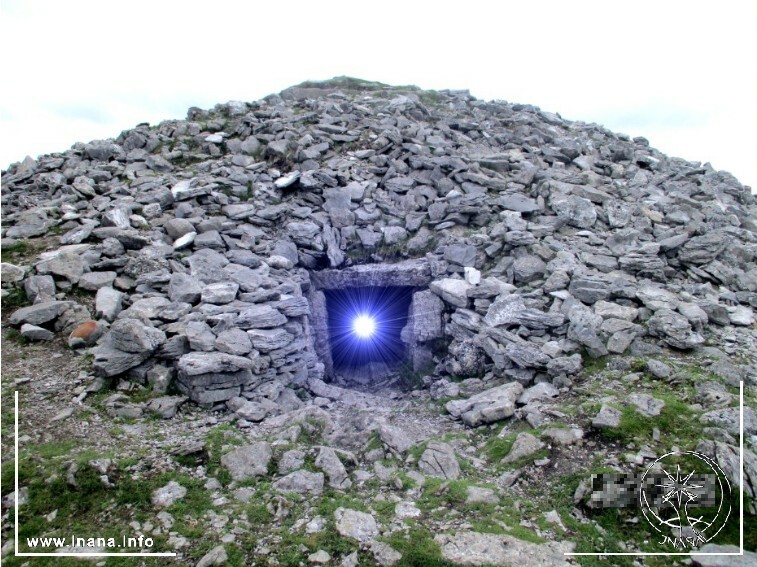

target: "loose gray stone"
[201,282,239,304]
[592,405,621,429]
[628,393,665,417]
[0,262,26,283]
[145,396,187,419]
[236,305,287,329]
[501,432,545,464]
[196,545,228,567]
[446,382,523,426]
[177,352,254,376]
[10,301,72,326]
[647,308,704,350]
[517,382,559,404]
[542,427,584,446]
[220,442,272,481]
[334,508,379,542]
[95,286,123,322]
[429,278,472,308]
[151,481,187,508]
[418,442,460,479]
[24,275,56,303]
[214,328,252,355]
[315,447,351,489]
[272,470,324,495]
[435,532,574,566]
[278,450,306,475]
[110,319,166,353]
[247,328,293,352]
[20,323,55,341]
[691,544,757,567]
[645,359,671,378]
[78,271,117,291]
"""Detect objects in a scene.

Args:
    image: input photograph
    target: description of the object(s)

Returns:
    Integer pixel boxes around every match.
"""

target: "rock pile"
[2,77,756,420]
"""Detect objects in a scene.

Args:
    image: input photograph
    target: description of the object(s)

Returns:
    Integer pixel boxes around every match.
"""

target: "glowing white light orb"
[353,315,376,338]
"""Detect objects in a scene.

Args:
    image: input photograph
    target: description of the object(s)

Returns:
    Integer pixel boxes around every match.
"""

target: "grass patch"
[1,239,36,262]
[2,286,29,309]
[484,434,517,462]
[205,423,246,486]
[382,526,467,567]
[3,327,30,344]
[598,395,698,447]
[582,354,608,376]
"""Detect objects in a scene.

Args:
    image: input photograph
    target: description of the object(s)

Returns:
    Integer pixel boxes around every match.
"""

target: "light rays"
[352,315,377,338]
[323,286,413,372]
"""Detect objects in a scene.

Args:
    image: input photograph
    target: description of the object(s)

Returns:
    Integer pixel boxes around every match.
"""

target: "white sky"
[1,0,755,189]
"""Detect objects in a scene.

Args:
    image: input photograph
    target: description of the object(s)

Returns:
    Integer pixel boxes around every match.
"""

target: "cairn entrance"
[307,259,445,386]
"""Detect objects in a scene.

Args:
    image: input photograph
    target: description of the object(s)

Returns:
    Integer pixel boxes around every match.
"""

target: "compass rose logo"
[639,451,731,549]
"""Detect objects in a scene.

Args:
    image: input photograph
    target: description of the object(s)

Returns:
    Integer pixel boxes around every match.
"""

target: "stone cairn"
[2,77,755,423]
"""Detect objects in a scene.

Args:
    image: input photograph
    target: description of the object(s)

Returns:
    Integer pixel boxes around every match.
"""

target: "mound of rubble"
[2,77,756,425]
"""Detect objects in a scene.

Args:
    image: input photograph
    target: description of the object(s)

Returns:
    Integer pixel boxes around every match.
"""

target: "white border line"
[565,380,745,557]
[13,391,177,557]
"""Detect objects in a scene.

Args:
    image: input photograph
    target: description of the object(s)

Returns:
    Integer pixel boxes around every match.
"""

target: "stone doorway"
[307,259,445,386]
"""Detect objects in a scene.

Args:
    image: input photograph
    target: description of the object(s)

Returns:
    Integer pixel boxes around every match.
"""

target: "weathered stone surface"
[501,432,545,464]
[378,424,413,454]
[444,244,477,267]
[20,323,54,341]
[334,508,379,542]
[78,271,117,290]
[446,382,523,426]
[247,328,293,352]
[628,393,665,417]
[214,328,252,355]
[700,407,756,437]
[10,301,72,326]
[418,442,460,479]
[24,275,56,303]
[187,249,229,284]
[109,319,166,353]
[1,262,26,283]
[484,294,563,329]
[201,282,239,304]
[185,321,216,351]
[542,427,584,446]
[435,532,574,566]
[592,405,621,429]
[236,305,287,329]
[151,481,186,508]
[145,395,187,419]
[647,308,704,349]
[678,231,727,265]
[95,286,123,321]
[568,275,610,304]
[272,470,324,495]
[315,447,351,489]
[429,278,472,307]
[93,340,152,377]
[220,442,272,481]
[691,544,757,567]
[517,382,559,404]
[513,255,546,283]
[40,252,87,283]
[551,194,597,228]
[646,359,671,378]
[177,352,254,376]
[312,259,432,289]
[196,546,228,567]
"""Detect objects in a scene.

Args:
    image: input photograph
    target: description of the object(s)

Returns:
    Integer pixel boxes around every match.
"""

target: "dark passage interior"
[323,286,414,375]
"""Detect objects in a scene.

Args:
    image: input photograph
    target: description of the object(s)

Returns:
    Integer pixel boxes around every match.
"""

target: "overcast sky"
[1,0,755,189]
